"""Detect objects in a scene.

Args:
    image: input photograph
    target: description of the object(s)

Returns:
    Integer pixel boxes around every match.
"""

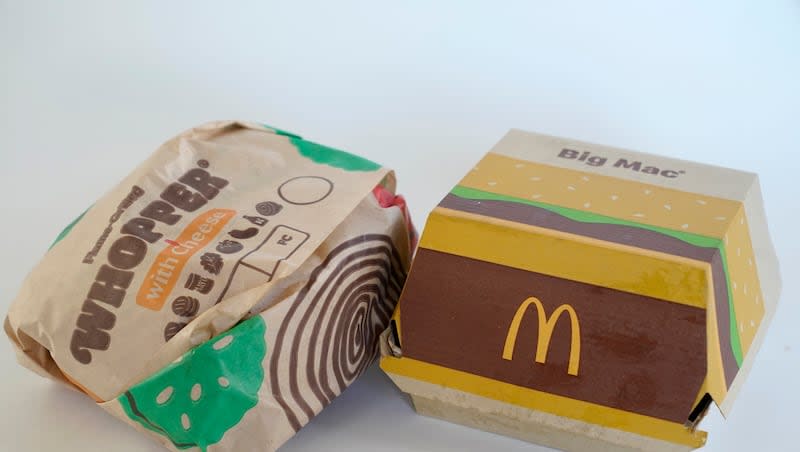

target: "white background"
[1,1,798,451]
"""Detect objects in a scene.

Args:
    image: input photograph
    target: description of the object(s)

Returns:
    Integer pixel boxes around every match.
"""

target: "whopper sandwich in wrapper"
[5,121,416,451]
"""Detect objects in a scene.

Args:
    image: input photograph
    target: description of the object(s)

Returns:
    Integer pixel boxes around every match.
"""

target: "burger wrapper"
[5,121,414,451]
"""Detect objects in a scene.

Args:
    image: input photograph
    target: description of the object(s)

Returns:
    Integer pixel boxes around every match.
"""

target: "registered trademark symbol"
[198,159,209,168]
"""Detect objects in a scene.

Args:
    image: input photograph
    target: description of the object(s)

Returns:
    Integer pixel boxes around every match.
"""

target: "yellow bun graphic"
[461,153,739,238]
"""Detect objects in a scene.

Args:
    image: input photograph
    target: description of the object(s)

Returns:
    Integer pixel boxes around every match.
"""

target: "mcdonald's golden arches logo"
[502,297,581,376]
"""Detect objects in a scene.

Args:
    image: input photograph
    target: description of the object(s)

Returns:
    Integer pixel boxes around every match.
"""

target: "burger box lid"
[380,129,781,451]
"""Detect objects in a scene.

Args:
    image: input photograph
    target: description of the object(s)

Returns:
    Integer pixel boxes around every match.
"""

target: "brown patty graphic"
[400,248,707,424]
[268,235,406,431]
[440,193,738,386]
[171,296,200,317]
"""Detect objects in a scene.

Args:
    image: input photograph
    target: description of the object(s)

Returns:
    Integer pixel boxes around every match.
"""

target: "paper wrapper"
[5,121,415,451]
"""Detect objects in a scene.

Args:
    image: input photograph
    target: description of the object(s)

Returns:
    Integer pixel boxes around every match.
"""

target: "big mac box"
[380,130,781,451]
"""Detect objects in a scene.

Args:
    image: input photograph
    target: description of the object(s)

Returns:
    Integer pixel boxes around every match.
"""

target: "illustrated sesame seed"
[567,185,576,191]
[749,258,753,267]
[515,163,525,168]
[633,213,646,218]
[733,282,738,290]
[191,383,202,401]
[696,199,707,205]
[213,335,234,350]
[582,176,590,181]
[750,320,755,327]
[530,176,541,181]
[181,413,191,430]
[156,387,174,405]
[715,216,727,221]
[664,204,671,211]
[741,217,744,225]
[737,248,741,256]
[681,224,689,229]
[611,195,619,201]
[487,181,497,186]
[218,377,230,388]
[584,202,591,208]
[531,194,542,199]
[644,189,652,195]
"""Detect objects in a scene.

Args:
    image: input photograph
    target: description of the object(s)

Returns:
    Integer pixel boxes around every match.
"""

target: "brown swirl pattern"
[269,234,406,431]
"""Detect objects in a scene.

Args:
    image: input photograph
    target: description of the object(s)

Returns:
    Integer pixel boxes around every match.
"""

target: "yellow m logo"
[502,297,581,376]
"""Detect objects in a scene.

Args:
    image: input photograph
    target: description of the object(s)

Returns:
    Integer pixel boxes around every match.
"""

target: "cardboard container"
[380,130,781,451]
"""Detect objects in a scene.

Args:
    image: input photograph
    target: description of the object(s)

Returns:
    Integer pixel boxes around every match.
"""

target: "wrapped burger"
[4,121,415,451]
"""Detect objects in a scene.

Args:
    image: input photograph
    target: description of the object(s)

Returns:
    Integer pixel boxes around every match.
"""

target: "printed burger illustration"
[5,121,415,452]
[380,130,781,451]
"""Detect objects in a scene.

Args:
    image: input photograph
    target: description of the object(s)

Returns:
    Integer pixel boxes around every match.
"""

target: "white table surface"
[1,1,798,451]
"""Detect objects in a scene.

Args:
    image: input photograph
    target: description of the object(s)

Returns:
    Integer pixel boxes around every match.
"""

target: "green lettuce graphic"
[119,316,267,451]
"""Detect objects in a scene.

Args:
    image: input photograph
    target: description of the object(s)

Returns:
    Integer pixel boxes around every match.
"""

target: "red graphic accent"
[165,239,180,247]
[372,185,418,252]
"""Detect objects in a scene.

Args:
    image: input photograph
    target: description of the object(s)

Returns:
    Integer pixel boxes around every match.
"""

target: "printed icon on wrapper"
[228,227,259,240]
[255,201,283,216]
[172,296,200,317]
[216,240,243,254]
[185,273,214,294]
[200,253,224,275]
[164,321,187,341]
[243,215,268,226]
[278,176,333,205]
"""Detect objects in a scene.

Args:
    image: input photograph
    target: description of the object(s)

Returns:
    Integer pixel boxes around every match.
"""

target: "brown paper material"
[6,120,414,451]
